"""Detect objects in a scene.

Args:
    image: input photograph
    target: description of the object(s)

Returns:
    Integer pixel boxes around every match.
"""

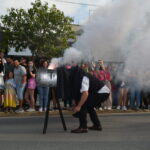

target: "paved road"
[0,113,150,150]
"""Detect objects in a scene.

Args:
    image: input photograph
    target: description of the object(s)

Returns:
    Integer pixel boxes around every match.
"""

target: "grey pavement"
[0,113,150,150]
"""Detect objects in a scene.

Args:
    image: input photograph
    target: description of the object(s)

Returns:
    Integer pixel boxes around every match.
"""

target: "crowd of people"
[0,53,51,113]
[0,52,149,113]
[80,60,150,111]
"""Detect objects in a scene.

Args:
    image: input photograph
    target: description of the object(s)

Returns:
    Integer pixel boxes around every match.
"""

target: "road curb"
[0,109,149,117]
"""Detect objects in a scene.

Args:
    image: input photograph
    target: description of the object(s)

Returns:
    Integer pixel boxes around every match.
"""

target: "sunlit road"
[0,113,150,150]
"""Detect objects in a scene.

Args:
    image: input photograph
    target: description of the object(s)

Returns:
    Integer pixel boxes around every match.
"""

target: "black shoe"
[88,126,102,131]
[144,106,148,109]
[62,107,67,110]
[134,107,140,111]
[71,128,88,133]
[53,107,58,110]
[72,112,80,118]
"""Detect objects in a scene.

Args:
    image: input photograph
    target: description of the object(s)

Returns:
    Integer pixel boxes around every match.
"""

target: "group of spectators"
[0,52,149,113]
[0,53,52,113]
[80,60,150,111]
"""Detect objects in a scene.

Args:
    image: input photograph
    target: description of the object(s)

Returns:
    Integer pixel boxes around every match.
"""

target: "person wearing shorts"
[14,59,27,113]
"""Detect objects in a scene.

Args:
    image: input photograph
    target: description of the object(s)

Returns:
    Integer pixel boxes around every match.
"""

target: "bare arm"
[29,71,36,78]
[73,91,89,112]
[22,75,27,84]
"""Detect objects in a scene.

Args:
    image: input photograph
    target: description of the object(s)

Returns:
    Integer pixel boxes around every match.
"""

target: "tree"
[0,0,75,57]
[0,26,8,53]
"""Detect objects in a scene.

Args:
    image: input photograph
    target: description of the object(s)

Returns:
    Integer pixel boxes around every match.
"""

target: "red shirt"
[97,70,111,81]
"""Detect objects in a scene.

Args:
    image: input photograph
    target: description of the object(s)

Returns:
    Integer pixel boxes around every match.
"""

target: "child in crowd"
[4,72,16,113]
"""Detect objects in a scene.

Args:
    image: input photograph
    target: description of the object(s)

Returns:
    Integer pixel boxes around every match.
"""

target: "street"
[0,113,150,150]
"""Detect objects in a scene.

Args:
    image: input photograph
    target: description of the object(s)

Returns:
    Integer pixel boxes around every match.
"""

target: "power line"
[49,0,99,7]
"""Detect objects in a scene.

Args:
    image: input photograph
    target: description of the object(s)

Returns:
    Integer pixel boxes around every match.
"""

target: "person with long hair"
[25,60,36,112]
[36,60,49,112]
[97,60,112,110]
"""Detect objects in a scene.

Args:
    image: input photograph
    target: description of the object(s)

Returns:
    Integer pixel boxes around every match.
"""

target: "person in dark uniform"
[70,66,110,133]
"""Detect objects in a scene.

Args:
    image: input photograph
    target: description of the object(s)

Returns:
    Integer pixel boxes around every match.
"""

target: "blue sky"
[0,0,111,25]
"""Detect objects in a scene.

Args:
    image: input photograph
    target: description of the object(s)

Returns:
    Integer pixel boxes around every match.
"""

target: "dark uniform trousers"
[79,93,109,129]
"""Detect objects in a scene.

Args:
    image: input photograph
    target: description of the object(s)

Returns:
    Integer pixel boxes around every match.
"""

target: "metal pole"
[55,98,67,131]
[43,88,51,134]
[43,87,67,134]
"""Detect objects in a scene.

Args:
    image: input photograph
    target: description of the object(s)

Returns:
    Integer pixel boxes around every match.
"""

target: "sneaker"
[15,108,24,113]
[104,106,107,110]
[26,108,35,112]
[135,107,140,110]
[107,107,112,110]
[39,107,43,112]
[44,107,47,111]
[9,108,14,113]
[116,106,121,110]
[122,106,127,111]
[99,107,103,111]
[71,128,88,133]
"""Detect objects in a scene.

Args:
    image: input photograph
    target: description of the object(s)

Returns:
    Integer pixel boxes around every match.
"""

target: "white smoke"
[62,47,82,65]
[51,0,150,88]
[50,47,82,66]
[74,0,143,62]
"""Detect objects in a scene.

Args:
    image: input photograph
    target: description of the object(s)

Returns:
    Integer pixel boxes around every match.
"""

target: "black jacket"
[56,66,105,102]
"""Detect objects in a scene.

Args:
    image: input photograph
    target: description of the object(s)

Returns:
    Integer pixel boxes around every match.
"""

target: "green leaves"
[0,0,75,57]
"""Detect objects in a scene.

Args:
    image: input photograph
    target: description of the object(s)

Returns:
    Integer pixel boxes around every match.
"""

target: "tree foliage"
[0,0,75,57]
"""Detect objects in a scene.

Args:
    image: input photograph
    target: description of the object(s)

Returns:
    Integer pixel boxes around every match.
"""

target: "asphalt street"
[0,113,150,150]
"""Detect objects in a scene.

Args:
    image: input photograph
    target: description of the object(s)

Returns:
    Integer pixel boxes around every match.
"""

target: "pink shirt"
[97,70,111,81]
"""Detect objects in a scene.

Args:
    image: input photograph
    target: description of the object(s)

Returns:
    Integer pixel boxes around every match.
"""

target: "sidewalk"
[0,109,149,117]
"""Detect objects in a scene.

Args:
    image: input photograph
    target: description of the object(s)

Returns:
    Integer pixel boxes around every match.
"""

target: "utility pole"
[89,9,95,21]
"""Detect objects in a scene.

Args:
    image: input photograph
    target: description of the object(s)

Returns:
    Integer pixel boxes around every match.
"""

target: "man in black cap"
[70,66,110,133]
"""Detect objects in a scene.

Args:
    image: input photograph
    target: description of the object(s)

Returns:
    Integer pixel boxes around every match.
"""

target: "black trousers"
[140,91,149,108]
[78,93,109,129]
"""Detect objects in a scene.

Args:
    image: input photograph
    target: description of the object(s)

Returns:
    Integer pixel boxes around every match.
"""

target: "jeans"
[38,86,49,108]
[140,91,149,108]
[64,98,72,107]
[16,83,26,100]
[129,88,141,108]
[112,88,119,107]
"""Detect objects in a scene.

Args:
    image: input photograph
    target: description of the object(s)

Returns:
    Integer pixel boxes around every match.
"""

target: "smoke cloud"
[52,0,150,88]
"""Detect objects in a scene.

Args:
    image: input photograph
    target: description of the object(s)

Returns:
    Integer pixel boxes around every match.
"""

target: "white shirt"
[80,76,110,94]
[14,65,26,84]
